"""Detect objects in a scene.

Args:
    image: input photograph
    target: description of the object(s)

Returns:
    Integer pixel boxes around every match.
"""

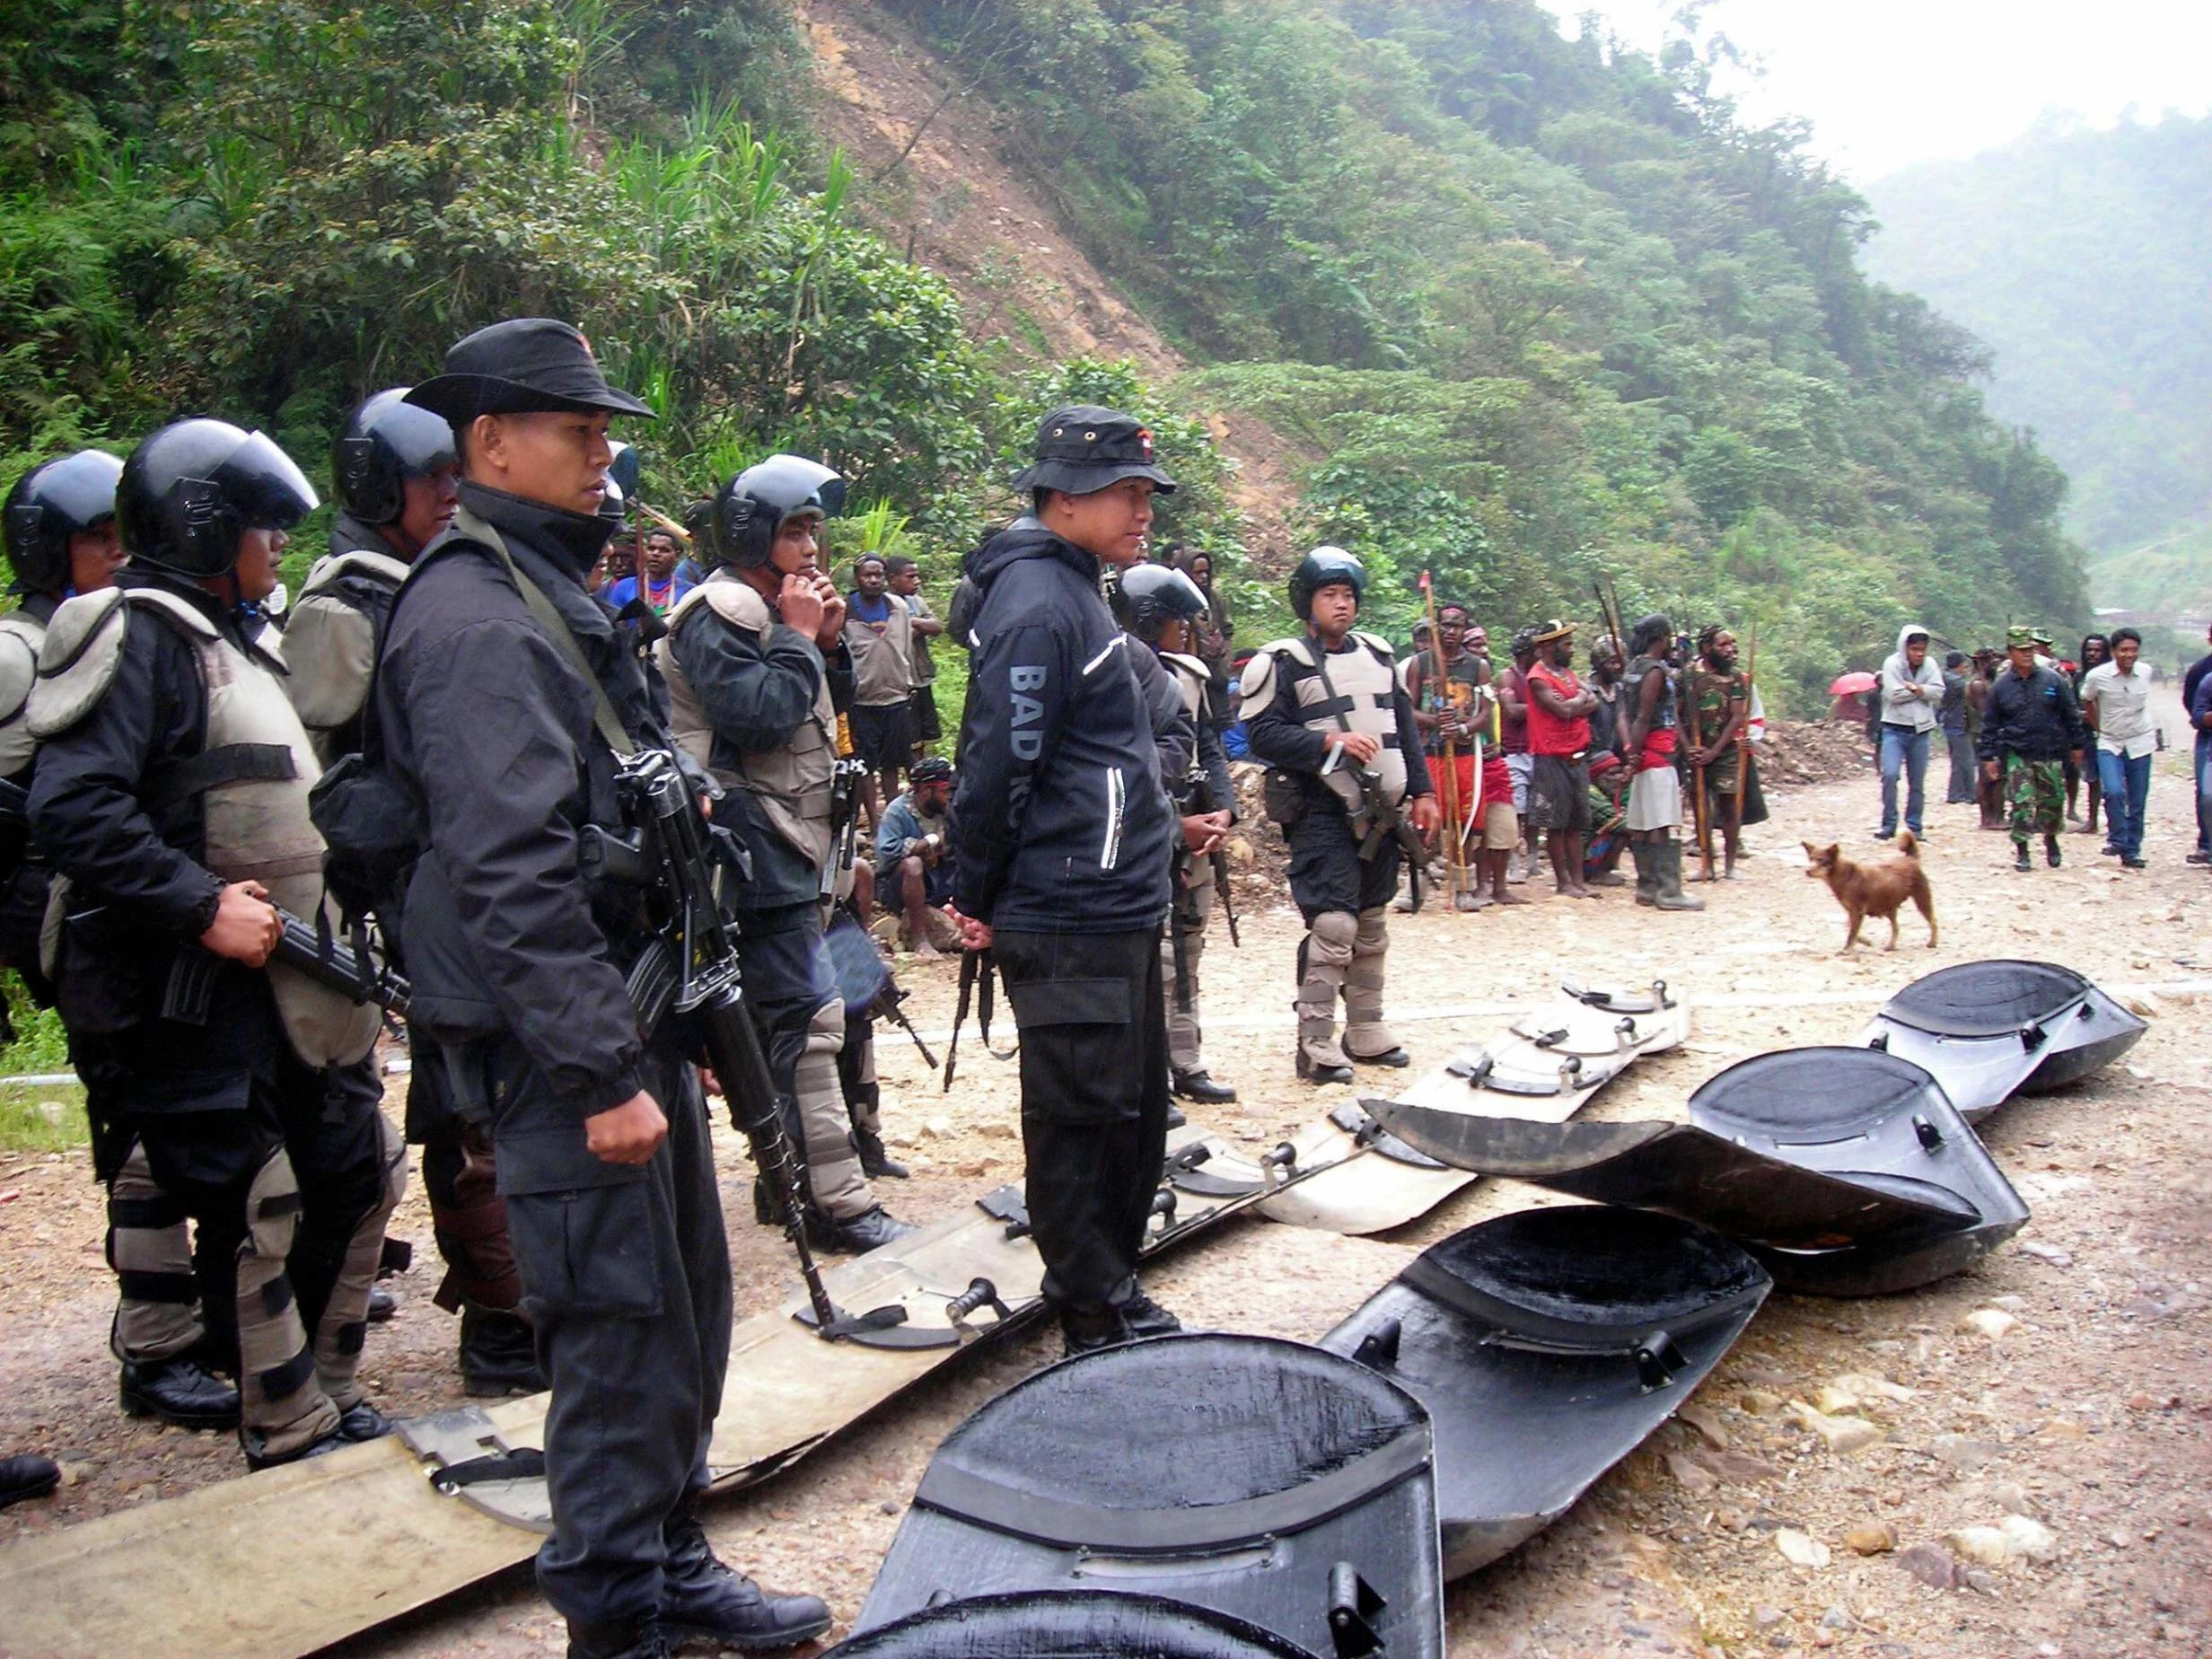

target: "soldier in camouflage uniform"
[1979,625,2085,873]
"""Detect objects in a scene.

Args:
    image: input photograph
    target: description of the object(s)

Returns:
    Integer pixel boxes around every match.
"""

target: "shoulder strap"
[449,507,635,759]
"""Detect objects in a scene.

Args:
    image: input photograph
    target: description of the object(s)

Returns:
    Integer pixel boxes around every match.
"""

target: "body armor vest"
[1161,649,1210,724]
[27,587,380,1068]
[1260,632,1409,817]
[0,611,47,776]
[285,548,409,747]
[657,571,838,871]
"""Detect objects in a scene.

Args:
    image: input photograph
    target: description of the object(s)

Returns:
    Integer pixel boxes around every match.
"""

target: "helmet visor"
[219,431,320,529]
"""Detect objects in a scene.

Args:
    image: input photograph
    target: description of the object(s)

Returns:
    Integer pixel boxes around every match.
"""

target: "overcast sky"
[1556,1,2212,181]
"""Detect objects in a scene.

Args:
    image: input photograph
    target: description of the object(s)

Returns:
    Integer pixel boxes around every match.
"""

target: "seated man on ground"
[873,757,960,957]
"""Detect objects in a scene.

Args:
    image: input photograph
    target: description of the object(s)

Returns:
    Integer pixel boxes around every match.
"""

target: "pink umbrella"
[1828,671,1878,697]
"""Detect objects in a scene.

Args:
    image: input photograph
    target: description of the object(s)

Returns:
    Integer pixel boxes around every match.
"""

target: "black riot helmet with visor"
[711,454,847,571]
[329,389,458,527]
[117,419,320,579]
[1287,545,1366,622]
[4,449,124,593]
[1110,562,1207,644]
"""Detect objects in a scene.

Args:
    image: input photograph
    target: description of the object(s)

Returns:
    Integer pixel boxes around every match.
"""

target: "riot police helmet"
[5,449,124,594]
[1288,545,1366,621]
[329,390,458,526]
[1110,562,1207,642]
[711,455,846,570]
[117,419,320,579]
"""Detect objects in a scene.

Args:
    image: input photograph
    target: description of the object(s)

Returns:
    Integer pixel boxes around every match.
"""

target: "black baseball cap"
[1014,405,1177,496]
[407,319,655,426]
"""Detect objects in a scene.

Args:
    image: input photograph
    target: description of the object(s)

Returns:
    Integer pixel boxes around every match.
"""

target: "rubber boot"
[1630,840,1659,907]
[460,1305,547,1398]
[1652,841,1706,911]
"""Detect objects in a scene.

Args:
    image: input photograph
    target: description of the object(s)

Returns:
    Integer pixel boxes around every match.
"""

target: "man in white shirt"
[2080,626,2155,869]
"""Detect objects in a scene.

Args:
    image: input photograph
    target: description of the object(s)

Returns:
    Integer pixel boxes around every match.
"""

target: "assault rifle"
[821,753,870,900]
[0,779,412,1023]
[598,747,902,1343]
[1182,756,1241,950]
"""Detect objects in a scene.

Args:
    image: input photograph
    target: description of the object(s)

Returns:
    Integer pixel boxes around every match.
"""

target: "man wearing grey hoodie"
[1876,624,1944,840]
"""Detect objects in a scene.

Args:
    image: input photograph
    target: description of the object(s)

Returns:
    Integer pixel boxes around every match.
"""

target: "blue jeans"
[1878,724,1930,836]
[2196,734,2210,854]
[2096,749,2151,859]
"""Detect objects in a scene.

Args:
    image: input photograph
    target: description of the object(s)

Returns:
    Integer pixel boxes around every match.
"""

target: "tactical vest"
[1248,631,1409,816]
[1627,655,1679,731]
[1161,649,1211,724]
[0,611,47,777]
[285,548,410,749]
[27,588,382,1068]
[656,572,838,871]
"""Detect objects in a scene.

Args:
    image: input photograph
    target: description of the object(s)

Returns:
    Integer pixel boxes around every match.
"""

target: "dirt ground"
[3,735,2209,1658]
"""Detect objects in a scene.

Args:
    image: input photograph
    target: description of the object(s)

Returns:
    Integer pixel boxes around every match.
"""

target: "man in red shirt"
[1524,619,1600,899]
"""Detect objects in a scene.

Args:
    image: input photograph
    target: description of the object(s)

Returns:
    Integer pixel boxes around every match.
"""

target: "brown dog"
[1803,832,1937,952]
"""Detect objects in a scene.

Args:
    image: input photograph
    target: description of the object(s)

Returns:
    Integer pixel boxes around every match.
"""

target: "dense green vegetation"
[1862,113,2212,619]
[911,0,2090,703]
[1,0,2085,724]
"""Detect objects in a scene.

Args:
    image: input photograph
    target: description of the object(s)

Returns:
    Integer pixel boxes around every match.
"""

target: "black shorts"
[910,685,942,743]
[849,701,914,774]
[1527,754,1593,831]
[875,856,955,913]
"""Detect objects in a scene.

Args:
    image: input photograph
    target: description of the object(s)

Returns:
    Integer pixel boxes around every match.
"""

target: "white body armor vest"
[0,611,48,777]
[27,588,380,1068]
[284,548,410,750]
[656,572,838,871]
[1243,631,1409,817]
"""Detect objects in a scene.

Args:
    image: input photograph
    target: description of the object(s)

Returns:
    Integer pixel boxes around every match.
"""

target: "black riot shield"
[1321,1206,1769,1578]
[856,1333,1444,1658]
[1861,959,2146,1120]
[1369,1047,2029,1295]
[826,1591,1324,1658]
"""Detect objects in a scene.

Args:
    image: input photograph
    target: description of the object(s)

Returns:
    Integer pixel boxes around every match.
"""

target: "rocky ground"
[3,738,2208,1658]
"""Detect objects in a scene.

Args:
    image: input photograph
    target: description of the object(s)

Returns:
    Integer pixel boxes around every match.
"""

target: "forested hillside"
[1863,113,2212,617]
[0,0,2088,711]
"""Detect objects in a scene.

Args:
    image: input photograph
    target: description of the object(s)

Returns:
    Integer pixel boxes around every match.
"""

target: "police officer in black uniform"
[27,420,403,1469]
[385,320,829,1658]
[655,454,912,1253]
[286,389,545,1396]
[948,405,1181,1356]
[2,451,242,1431]
[1244,549,1439,1084]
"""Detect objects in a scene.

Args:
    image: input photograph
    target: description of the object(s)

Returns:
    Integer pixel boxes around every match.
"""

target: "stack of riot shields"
[1371,1045,2029,1296]
[849,1333,1444,1658]
[1861,959,2146,1120]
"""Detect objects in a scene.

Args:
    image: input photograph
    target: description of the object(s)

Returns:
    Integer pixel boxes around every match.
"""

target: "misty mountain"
[1862,112,2212,610]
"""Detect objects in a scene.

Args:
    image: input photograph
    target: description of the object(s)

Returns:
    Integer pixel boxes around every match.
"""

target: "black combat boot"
[804,1204,917,1256]
[1121,1286,1183,1339]
[566,1617,673,1659]
[366,1285,398,1323]
[0,1455,59,1511]
[460,1305,548,1397]
[854,1128,909,1180]
[118,1356,241,1430]
[1060,1306,1137,1359]
[1295,1048,1355,1086]
[336,1400,395,1442]
[661,1508,832,1652]
[2045,833,2063,868]
[1347,1046,1411,1068]
[1171,1069,1238,1105]
[241,1424,352,1472]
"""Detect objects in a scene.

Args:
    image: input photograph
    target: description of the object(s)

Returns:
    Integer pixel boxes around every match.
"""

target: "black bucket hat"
[406,319,654,426]
[1014,404,1177,496]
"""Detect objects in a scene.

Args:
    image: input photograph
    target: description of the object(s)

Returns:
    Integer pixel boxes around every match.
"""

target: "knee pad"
[1353,908,1389,956]
[1307,910,1357,969]
[803,995,847,1060]
[244,1151,303,1262]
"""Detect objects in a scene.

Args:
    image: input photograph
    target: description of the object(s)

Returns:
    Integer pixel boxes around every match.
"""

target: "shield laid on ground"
[1861,959,2146,1120]
[826,1591,1325,1658]
[856,1333,1444,1658]
[1370,1047,2029,1295]
[1259,979,1690,1235]
[1320,1206,1769,1577]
